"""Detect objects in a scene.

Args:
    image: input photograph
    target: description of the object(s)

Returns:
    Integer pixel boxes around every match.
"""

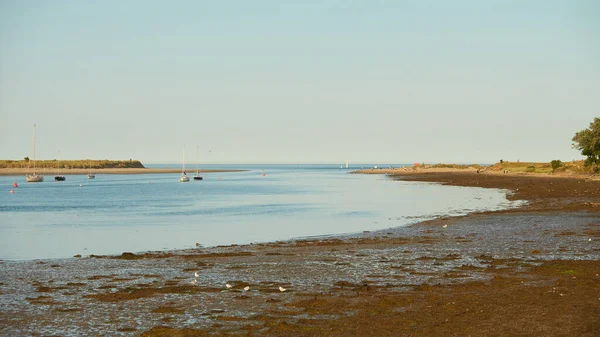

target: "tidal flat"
[1,171,599,336]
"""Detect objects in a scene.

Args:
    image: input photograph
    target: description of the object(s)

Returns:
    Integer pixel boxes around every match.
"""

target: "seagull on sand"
[244,286,250,292]
[194,271,199,279]
[190,279,197,285]
[278,286,286,292]
[442,224,448,229]
[226,283,233,289]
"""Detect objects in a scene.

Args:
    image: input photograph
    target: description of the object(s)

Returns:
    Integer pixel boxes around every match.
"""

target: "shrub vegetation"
[0,159,145,169]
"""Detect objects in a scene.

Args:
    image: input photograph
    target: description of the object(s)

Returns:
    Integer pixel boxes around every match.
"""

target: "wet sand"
[0,168,245,176]
[1,171,599,336]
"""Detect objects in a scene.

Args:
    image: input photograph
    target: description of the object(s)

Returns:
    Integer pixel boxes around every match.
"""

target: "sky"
[1,0,598,164]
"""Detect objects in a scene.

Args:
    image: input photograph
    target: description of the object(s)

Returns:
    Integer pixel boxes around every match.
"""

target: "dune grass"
[488,160,592,174]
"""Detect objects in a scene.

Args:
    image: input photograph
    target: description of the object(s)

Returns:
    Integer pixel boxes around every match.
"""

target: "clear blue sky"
[1,0,598,164]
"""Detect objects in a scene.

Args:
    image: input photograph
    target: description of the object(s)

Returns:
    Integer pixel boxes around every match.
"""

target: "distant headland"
[0,159,244,176]
[1,159,145,169]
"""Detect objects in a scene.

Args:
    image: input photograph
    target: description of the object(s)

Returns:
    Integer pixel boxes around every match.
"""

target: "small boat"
[87,160,95,179]
[193,145,203,181]
[26,124,44,183]
[54,150,66,181]
[26,175,43,182]
[179,147,189,182]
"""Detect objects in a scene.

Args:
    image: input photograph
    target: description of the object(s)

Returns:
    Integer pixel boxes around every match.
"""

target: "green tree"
[24,157,30,161]
[550,160,562,171]
[572,117,600,168]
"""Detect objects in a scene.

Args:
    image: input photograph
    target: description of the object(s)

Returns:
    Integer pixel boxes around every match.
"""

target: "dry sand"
[1,171,599,336]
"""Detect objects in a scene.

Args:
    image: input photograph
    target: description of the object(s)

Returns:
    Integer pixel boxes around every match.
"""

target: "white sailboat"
[179,147,189,182]
[26,124,44,182]
[193,145,203,181]
[88,160,95,179]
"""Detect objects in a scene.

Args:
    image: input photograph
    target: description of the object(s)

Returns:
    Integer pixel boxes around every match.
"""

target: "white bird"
[244,286,250,291]
[190,279,197,285]
[442,224,448,229]
[194,271,199,278]
[226,283,233,289]
[278,286,286,292]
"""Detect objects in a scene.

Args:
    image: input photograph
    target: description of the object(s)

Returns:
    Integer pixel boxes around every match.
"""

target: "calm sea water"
[0,165,518,260]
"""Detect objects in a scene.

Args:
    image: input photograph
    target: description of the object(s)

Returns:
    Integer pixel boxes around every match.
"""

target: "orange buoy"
[13,182,18,188]
[262,173,266,176]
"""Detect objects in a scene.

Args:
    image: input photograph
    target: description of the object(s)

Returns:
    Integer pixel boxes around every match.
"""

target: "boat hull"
[179,176,190,182]
[88,174,95,179]
[54,176,66,181]
[26,175,44,182]
[193,176,203,180]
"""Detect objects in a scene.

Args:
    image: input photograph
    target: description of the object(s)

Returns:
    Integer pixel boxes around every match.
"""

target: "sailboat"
[87,160,95,179]
[54,150,66,181]
[193,145,203,181]
[179,147,189,182]
[26,124,44,182]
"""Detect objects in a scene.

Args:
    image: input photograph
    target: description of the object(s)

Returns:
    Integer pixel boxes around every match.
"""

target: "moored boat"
[88,161,95,179]
[193,145,203,181]
[54,150,66,181]
[179,147,189,182]
[26,124,44,183]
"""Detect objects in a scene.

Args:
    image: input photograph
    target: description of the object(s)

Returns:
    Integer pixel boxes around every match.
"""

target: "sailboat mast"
[182,147,185,173]
[196,145,199,173]
[33,124,37,174]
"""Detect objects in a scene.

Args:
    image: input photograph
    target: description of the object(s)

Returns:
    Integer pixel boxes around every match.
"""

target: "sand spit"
[1,171,599,336]
[0,168,245,176]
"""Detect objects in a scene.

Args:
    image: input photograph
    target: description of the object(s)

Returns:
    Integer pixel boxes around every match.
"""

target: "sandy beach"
[1,170,599,336]
[0,168,245,176]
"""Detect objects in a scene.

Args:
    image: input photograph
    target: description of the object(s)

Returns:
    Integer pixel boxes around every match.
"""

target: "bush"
[550,160,562,171]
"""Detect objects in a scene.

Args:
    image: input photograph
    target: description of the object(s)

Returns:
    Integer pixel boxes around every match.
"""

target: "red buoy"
[13,182,18,188]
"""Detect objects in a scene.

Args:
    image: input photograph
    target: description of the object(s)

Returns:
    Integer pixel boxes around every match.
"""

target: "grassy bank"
[488,160,594,174]
[0,159,145,169]
[415,161,591,174]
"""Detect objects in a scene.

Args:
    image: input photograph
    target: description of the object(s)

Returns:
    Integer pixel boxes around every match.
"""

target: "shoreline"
[352,166,600,180]
[0,167,246,176]
[1,171,599,336]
